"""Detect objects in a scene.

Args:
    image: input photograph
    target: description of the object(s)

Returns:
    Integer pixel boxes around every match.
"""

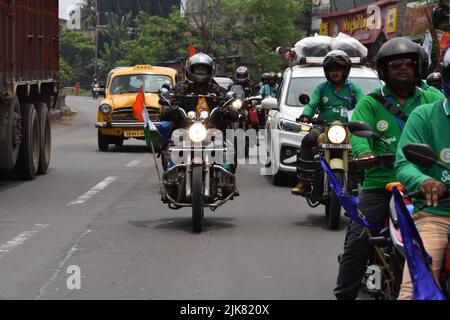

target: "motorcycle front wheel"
[192,164,204,233]
[325,169,342,230]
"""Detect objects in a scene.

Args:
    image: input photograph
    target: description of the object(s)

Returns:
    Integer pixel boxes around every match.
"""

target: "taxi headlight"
[188,123,207,143]
[100,104,112,115]
[232,99,243,110]
[327,125,347,144]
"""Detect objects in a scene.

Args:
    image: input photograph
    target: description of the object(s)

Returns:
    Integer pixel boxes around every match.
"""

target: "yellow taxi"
[95,65,178,151]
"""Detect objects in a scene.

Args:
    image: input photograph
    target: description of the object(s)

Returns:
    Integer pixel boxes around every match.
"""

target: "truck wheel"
[35,102,51,174]
[13,103,40,180]
[98,130,109,151]
[0,97,21,171]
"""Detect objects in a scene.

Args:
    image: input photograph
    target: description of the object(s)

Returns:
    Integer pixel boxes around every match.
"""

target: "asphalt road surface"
[0,96,351,300]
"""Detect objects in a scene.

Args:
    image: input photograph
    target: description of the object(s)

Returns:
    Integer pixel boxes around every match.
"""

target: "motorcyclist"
[259,72,279,98]
[426,72,443,91]
[394,47,450,300]
[291,50,364,195]
[159,52,240,195]
[334,37,443,300]
[91,78,99,98]
[417,45,445,97]
[233,66,255,97]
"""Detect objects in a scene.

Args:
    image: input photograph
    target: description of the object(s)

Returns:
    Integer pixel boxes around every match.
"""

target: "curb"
[50,105,73,122]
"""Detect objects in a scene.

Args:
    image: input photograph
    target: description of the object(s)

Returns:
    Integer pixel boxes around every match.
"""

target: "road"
[0,96,349,300]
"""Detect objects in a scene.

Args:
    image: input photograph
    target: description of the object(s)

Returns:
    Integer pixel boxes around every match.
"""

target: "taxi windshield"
[110,74,173,95]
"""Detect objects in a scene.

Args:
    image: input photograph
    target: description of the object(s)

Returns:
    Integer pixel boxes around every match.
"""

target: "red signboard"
[318,0,398,45]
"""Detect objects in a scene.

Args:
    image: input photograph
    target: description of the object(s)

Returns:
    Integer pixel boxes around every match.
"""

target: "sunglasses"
[388,59,416,70]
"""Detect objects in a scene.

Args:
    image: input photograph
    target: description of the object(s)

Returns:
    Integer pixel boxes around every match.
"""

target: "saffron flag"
[132,86,163,150]
[392,187,446,300]
[320,157,382,230]
[188,43,196,57]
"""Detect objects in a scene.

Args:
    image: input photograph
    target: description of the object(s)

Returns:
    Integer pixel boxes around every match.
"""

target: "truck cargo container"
[0,0,59,179]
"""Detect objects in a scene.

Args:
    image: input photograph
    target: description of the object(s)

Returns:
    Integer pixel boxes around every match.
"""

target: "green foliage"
[58,58,73,87]
[73,0,309,81]
[59,28,95,87]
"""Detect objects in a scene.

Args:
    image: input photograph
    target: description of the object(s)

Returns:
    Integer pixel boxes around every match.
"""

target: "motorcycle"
[92,84,100,99]
[348,122,450,299]
[228,84,263,157]
[297,94,361,230]
[158,89,242,233]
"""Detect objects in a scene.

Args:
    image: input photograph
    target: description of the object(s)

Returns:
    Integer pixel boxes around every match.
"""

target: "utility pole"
[94,0,99,79]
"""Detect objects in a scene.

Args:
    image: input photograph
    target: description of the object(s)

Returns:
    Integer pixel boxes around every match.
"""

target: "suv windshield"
[286,77,381,107]
[110,74,173,95]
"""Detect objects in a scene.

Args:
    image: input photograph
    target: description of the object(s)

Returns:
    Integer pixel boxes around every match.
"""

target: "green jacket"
[395,99,450,217]
[302,80,365,123]
[351,85,443,190]
[421,79,445,98]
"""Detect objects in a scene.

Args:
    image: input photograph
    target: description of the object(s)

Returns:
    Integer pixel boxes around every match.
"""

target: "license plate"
[124,130,144,138]
[320,143,352,149]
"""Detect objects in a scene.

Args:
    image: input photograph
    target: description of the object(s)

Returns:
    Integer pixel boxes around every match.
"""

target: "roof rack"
[298,56,366,65]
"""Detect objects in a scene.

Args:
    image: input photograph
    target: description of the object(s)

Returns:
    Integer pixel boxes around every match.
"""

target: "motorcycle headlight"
[187,111,196,120]
[327,125,347,144]
[189,123,207,143]
[100,104,112,115]
[199,111,209,121]
[278,119,302,133]
[232,99,243,110]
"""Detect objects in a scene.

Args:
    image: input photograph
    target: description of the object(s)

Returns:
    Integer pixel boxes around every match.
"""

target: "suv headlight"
[189,123,207,142]
[278,118,301,133]
[100,104,112,115]
[327,125,347,144]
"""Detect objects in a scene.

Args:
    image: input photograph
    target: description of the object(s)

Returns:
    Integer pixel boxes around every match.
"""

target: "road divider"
[0,224,50,259]
[67,176,118,206]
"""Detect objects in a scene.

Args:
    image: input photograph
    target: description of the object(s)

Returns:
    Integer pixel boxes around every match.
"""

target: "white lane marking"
[0,224,50,259]
[35,229,92,300]
[67,176,118,206]
[126,159,141,167]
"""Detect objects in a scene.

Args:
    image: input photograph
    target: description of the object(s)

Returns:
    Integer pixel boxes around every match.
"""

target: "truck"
[0,0,59,179]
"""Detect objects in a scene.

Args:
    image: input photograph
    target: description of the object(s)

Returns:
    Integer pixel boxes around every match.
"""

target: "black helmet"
[269,72,277,83]
[235,66,249,84]
[376,37,421,82]
[261,72,270,83]
[416,44,429,79]
[323,50,352,82]
[426,72,442,90]
[441,48,450,98]
[186,53,215,84]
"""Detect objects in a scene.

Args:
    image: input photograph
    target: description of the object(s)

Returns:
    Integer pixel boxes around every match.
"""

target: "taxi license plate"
[124,130,144,138]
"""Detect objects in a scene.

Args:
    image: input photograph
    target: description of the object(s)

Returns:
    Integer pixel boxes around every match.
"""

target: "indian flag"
[132,86,163,150]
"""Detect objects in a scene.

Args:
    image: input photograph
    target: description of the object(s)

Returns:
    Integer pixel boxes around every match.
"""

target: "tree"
[59,28,96,87]
[59,58,73,87]
[80,0,97,31]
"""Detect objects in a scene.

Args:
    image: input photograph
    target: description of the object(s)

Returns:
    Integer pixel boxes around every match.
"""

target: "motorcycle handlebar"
[407,185,450,200]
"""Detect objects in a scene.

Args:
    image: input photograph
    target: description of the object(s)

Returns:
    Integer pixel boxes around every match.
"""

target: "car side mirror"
[261,97,279,111]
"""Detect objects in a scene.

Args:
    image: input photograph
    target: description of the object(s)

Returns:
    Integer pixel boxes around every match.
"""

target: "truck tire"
[13,103,40,180]
[0,97,21,171]
[35,102,51,174]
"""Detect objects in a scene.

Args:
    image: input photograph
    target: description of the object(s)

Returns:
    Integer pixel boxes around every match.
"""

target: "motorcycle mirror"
[349,130,376,139]
[347,121,374,134]
[161,81,172,91]
[403,144,440,168]
[299,94,310,105]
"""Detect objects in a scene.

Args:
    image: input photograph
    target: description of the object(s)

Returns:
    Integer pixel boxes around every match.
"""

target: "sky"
[59,0,82,19]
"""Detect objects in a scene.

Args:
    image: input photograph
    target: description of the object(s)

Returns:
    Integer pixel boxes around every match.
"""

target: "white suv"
[262,63,381,185]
